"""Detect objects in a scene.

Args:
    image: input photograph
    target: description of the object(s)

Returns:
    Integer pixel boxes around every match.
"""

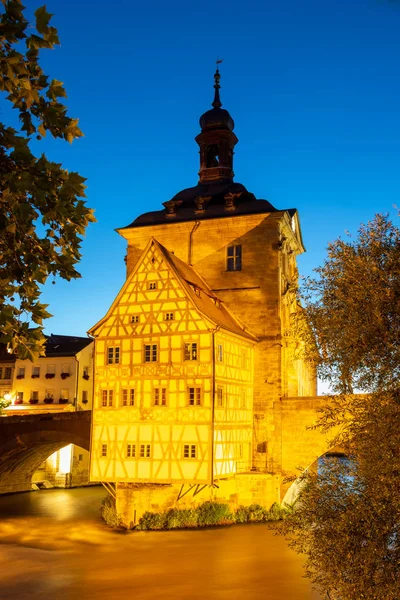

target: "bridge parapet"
[275,395,337,494]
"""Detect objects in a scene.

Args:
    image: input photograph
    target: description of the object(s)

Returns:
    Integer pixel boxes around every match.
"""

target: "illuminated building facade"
[89,69,317,525]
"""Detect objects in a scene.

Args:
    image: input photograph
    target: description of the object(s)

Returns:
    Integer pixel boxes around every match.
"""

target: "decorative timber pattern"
[89,239,255,486]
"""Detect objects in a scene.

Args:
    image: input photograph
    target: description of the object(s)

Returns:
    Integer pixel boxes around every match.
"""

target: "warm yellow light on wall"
[58,444,72,474]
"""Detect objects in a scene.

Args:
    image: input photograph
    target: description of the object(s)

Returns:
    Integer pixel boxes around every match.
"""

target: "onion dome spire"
[196,62,238,184]
[212,64,222,109]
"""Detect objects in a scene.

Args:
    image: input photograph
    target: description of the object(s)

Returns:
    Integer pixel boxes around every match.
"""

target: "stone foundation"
[116,473,281,528]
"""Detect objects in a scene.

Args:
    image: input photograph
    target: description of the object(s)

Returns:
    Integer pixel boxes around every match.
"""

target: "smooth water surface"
[0,487,321,600]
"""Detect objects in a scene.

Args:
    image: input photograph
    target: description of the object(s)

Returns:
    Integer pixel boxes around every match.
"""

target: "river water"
[0,487,321,600]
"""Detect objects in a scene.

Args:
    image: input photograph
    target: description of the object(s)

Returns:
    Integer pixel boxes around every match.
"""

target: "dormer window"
[148,282,157,290]
[164,313,174,321]
[227,245,242,271]
[131,315,140,324]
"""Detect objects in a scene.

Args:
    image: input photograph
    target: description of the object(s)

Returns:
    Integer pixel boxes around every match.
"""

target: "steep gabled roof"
[89,238,257,342]
[154,240,257,341]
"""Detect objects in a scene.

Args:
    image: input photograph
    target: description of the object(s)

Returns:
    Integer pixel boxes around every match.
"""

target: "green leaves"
[0,1,95,360]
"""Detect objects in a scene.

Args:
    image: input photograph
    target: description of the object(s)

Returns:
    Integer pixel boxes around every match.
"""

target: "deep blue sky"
[13,0,400,336]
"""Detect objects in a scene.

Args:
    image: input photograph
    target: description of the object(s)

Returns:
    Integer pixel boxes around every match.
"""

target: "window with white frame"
[217,344,223,362]
[144,344,158,362]
[154,388,167,406]
[129,389,135,406]
[17,367,25,378]
[184,342,198,361]
[121,388,135,407]
[32,366,40,377]
[126,444,136,458]
[164,312,174,321]
[47,364,56,375]
[183,444,197,459]
[60,389,69,400]
[45,389,54,399]
[226,245,242,271]
[139,444,151,458]
[107,346,120,365]
[101,444,108,458]
[61,364,70,375]
[31,391,39,401]
[101,389,113,407]
[188,387,202,406]
[216,386,224,407]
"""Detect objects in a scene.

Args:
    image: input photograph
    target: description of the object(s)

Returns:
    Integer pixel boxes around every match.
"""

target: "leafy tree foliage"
[0,0,95,360]
[280,215,400,600]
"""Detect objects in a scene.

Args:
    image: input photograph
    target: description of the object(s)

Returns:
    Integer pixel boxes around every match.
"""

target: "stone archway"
[0,412,91,494]
[281,447,349,506]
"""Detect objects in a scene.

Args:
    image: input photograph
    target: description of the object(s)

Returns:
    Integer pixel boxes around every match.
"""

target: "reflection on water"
[0,488,321,600]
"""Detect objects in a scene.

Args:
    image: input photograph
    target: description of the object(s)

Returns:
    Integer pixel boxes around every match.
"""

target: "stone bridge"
[0,399,336,501]
[275,395,342,502]
[0,411,91,494]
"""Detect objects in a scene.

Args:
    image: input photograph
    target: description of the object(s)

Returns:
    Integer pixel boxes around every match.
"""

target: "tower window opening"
[227,245,242,271]
[206,144,220,167]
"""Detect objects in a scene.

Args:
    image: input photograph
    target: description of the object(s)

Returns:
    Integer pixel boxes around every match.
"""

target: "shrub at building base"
[100,496,122,529]
[135,501,288,531]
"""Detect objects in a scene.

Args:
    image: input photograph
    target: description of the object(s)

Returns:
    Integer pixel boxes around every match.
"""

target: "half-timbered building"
[89,68,316,525]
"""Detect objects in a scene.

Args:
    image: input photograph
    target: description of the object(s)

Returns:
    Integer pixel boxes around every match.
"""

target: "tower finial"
[212,58,223,108]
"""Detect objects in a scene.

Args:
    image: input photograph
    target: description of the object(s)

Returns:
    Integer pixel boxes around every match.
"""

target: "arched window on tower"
[206,144,219,167]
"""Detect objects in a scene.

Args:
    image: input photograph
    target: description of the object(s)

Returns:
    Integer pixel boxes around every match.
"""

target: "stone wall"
[116,472,281,528]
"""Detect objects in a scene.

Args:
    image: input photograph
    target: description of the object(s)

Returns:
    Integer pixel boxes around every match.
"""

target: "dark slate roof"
[0,344,16,363]
[44,334,92,357]
[199,106,234,132]
[120,180,284,229]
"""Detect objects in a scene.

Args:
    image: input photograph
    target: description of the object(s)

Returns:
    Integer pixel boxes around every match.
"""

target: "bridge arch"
[0,412,91,494]
[282,447,349,506]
